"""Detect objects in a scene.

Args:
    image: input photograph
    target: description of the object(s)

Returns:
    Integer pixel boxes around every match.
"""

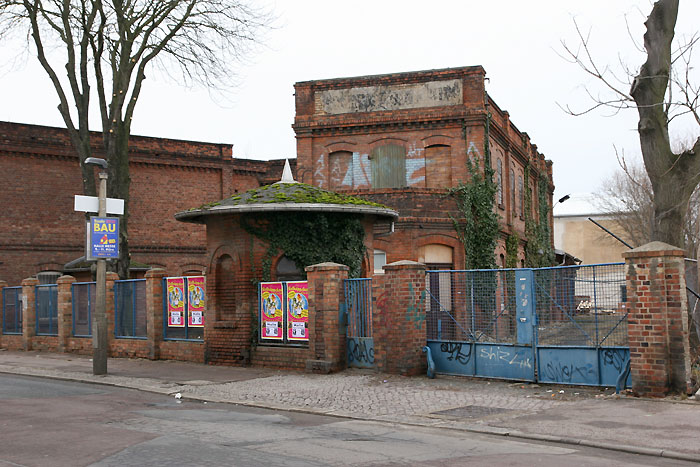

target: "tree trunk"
[630,0,700,250]
[106,123,131,279]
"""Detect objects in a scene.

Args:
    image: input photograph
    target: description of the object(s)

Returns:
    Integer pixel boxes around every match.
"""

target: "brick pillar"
[623,242,692,397]
[21,277,39,350]
[373,260,427,376]
[105,272,118,353]
[0,280,7,333]
[305,262,349,373]
[145,268,167,360]
[56,275,76,352]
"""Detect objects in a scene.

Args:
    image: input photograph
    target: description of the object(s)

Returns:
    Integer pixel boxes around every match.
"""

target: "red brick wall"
[0,121,288,286]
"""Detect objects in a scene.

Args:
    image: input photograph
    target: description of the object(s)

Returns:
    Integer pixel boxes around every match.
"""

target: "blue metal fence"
[71,282,94,337]
[425,263,630,387]
[114,279,147,338]
[344,278,374,368]
[35,284,58,336]
[2,286,22,334]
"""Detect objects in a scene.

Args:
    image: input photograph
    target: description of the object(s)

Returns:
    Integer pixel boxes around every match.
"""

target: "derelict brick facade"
[293,67,554,270]
[0,121,293,286]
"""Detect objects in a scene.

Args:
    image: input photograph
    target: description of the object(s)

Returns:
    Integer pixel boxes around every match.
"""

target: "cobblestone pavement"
[1,351,700,462]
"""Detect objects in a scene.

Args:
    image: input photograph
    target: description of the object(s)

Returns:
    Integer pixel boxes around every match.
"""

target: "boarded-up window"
[329,151,353,189]
[425,145,450,189]
[497,159,503,206]
[371,144,406,189]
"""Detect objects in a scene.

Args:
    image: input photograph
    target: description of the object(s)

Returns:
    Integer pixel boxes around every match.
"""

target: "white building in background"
[553,193,632,265]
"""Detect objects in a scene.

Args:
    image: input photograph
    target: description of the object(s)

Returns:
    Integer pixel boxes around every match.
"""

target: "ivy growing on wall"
[241,211,366,281]
[505,233,520,268]
[523,166,555,267]
[449,120,500,270]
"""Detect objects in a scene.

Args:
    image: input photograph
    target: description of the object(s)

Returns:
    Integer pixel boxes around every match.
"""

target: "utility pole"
[85,158,109,375]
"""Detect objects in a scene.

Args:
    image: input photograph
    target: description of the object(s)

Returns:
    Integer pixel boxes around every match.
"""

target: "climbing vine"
[505,233,520,268]
[241,211,366,281]
[523,166,555,267]
[450,118,500,270]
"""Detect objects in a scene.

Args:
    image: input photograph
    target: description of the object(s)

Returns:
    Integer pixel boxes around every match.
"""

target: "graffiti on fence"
[406,282,426,329]
[439,342,472,365]
[602,348,628,373]
[542,360,595,384]
[347,337,375,365]
[478,346,532,369]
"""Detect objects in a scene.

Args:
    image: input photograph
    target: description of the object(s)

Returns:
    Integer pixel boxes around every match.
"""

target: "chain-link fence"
[115,279,147,338]
[426,269,518,343]
[71,282,94,337]
[35,284,58,336]
[2,286,22,334]
[534,263,627,347]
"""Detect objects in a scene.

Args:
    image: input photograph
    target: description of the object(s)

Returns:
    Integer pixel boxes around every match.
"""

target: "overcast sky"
[1,0,698,202]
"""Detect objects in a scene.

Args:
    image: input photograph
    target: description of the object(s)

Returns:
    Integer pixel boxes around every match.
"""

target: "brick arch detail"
[421,135,454,148]
[367,137,408,152]
[325,141,357,153]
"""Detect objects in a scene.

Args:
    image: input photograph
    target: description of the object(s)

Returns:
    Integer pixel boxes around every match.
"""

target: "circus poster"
[166,277,186,327]
[260,282,284,340]
[186,276,206,327]
[286,281,309,341]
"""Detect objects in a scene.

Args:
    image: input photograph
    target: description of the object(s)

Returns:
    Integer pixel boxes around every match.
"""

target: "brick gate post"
[305,262,349,373]
[145,268,167,360]
[56,275,76,352]
[623,242,691,397]
[0,280,6,333]
[373,260,427,376]
[21,277,39,351]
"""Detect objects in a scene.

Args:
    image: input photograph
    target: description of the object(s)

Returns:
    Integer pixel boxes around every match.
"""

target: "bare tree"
[561,0,700,248]
[0,0,270,278]
[596,154,700,256]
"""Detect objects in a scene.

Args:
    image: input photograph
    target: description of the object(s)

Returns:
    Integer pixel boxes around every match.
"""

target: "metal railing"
[35,284,58,336]
[71,282,95,337]
[114,279,147,338]
[344,278,373,338]
[2,287,22,334]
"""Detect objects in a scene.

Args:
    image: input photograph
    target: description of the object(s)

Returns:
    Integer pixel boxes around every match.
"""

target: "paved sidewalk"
[1,350,699,462]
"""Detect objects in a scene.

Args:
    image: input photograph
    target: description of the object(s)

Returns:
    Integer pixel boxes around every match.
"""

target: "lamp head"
[84,157,108,169]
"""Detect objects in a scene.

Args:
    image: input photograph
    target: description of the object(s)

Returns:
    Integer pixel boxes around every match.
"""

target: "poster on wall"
[260,282,284,340]
[186,276,206,327]
[166,277,186,327]
[286,281,309,341]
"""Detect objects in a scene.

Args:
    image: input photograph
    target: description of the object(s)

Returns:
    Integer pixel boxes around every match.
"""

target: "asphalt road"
[0,374,693,467]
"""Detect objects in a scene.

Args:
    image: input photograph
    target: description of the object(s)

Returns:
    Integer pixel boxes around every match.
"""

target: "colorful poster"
[286,281,309,341]
[260,282,284,340]
[90,217,119,259]
[187,276,206,327]
[166,277,186,327]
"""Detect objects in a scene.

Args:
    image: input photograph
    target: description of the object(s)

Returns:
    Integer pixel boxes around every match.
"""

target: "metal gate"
[344,278,375,368]
[425,263,631,388]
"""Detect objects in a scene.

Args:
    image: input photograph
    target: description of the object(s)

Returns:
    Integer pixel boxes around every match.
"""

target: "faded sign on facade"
[318,79,463,115]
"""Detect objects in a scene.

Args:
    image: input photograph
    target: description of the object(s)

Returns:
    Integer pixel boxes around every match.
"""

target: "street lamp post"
[85,157,109,375]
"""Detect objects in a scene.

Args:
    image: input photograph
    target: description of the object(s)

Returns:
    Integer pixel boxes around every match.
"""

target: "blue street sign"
[90,217,119,259]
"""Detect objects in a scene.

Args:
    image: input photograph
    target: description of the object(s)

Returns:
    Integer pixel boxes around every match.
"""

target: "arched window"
[518,175,524,218]
[215,255,235,321]
[371,144,406,189]
[425,144,451,188]
[496,159,503,206]
[510,168,516,214]
[276,256,304,282]
[329,151,353,189]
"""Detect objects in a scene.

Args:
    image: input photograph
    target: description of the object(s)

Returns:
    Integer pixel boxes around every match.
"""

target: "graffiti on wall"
[406,282,426,329]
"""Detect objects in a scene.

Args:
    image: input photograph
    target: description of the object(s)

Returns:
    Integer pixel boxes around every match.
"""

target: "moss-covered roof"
[175,182,398,224]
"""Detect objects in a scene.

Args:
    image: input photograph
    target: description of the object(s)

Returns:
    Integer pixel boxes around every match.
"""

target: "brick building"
[0,121,291,286]
[293,66,554,272]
